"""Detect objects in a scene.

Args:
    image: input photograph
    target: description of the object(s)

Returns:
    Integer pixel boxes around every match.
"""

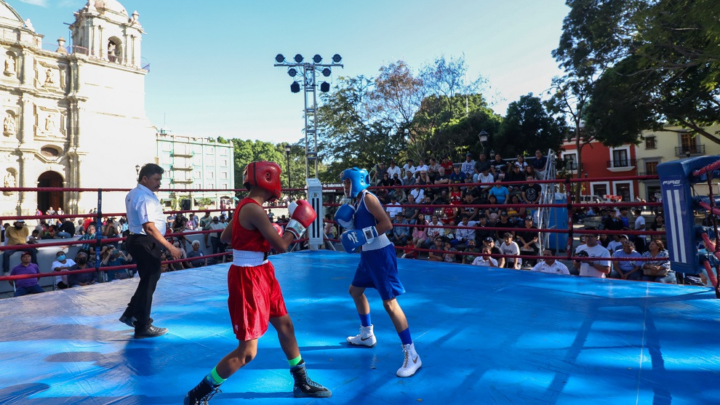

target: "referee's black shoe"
[134,324,167,339]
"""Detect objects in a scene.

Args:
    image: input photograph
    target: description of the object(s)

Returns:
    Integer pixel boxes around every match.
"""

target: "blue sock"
[398,328,412,345]
[359,313,371,327]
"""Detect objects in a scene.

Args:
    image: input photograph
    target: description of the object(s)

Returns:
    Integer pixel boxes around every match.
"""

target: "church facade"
[0,0,155,217]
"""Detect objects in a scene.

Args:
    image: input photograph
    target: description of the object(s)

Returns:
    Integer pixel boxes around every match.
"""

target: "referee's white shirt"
[125,184,166,235]
[531,261,570,275]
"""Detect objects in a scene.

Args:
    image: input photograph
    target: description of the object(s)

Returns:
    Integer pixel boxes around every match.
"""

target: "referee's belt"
[232,250,269,267]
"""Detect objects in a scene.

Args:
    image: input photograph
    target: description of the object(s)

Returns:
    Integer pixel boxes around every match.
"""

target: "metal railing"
[676,145,705,157]
[607,159,637,168]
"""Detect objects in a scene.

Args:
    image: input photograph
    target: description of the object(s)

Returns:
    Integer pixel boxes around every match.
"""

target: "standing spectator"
[385,196,402,220]
[641,239,675,283]
[611,240,642,280]
[209,216,227,262]
[461,153,476,177]
[199,211,212,248]
[531,249,570,275]
[67,252,96,287]
[573,229,611,278]
[532,150,547,179]
[516,216,540,267]
[10,252,44,296]
[386,160,401,180]
[52,250,75,289]
[471,247,499,267]
[499,233,521,269]
[187,240,207,268]
[633,208,647,253]
[402,159,416,179]
[371,162,387,184]
[120,163,182,338]
[2,220,37,273]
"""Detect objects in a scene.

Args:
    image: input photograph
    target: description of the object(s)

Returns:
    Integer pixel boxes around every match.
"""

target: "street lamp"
[135,164,140,175]
[489,149,496,159]
[478,130,488,154]
[285,145,291,196]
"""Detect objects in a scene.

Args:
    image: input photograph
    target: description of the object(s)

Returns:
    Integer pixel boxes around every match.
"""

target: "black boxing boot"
[184,377,221,405]
[290,361,332,398]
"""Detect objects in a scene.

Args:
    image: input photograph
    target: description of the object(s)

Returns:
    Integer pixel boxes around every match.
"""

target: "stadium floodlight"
[322,68,331,77]
[288,68,298,77]
[313,54,322,63]
[294,54,304,63]
[320,82,330,92]
[290,81,301,93]
[275,54,285,63]
[332,54,342,63]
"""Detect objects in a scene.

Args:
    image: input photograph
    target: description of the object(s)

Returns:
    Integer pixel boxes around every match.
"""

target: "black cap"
[484,236,494,242]
[525,216,533,221]
[500,211,508,216]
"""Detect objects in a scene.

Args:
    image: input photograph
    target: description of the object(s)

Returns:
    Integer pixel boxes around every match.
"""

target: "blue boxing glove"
[341,226,379,253]
[334,204,356,230]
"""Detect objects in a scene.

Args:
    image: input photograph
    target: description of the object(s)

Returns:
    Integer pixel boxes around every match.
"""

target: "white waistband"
[232,250,268,267]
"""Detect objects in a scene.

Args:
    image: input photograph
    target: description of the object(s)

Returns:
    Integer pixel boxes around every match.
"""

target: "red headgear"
[243,161,282,201]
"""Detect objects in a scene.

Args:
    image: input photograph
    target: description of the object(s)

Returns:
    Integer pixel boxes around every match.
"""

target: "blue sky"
[11,0,570,145]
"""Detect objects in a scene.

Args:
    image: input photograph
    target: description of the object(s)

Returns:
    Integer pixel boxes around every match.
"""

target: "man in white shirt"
[120,163,182,339]
[415,159,429,174]
[633,208,647,252]
[461,153,476,177]
[478,168,494,191]
[385,196,403,219]
[573,228,611,278]
[51,250,75,289]
[455,215,477,245]
[386,161,401,179]
[471,247,498,267]
[531,249,570,275]
[402,159,416,178]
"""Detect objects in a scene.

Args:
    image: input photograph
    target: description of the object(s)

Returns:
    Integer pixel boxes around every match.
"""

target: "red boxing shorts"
[227,261,288,341]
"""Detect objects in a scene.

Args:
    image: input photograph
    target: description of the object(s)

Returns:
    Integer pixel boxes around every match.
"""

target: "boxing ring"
[0,250,719,404]
[3,156,720,404]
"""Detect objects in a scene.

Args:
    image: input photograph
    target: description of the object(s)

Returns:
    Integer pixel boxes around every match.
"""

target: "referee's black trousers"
[123,234,162,331]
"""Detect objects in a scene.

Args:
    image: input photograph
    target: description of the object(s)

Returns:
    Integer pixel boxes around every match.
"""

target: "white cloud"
[17,0,48,6]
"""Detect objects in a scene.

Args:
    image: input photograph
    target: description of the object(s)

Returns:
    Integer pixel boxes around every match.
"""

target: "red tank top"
[231,198,271,253]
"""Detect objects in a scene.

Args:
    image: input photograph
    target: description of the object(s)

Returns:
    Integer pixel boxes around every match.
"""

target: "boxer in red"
[184,161,331,404]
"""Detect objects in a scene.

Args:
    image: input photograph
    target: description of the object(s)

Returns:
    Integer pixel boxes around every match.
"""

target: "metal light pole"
[285,144,291,197]
[478,130,488,154]
[274,54,343,179]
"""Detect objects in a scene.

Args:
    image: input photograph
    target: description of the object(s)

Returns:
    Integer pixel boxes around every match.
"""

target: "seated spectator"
[187,240,207,268]
[424,216,445,248]
[409,218,428,258]
[499,232,521,269]
[463,238,482,264]
[172,216,190,249]
[521,174,542,205]
[416,159,429,174]
[387,160,401,179]
[434,166,450,189]
[485,195,501,222]
[494,212,516,241]
[471,247,499,267]
[41,225,57,240]
[101,246,132,281]
[428,237,445,262]
[453,215,477,248]
[440,157,454,173]
[603,210,624,231]
[78,223,100,255]
[410,186,425,203]
[641,239,675,283]
[402,195,420,224]
[170,241,189,270]
[442,240,457,263]
[417,171,432,187]
[209,216,227,262]
[402,159,416,179]
[75,219,85,235]
[489,182,509,204]
[504,164,526,193]
[27,229,40,244]
[58,219,75,238]
[462,183,482,200]
[389,216,410,246]
[391,172,404,187]
[460,193,480,222]
[531,249,570,275]
[506,194,526,221]
[386,196,402,219]
[516,216,540,267]
[372,162,387,184]
[491,154,506,176]
[597,233,611,249]
[474,153,491,174]
[2,220,37,273]
[392,187,407,203]
[449,165,466,185]
[461,153,476,178]
[441,204,456,226]
[524,165,536,180]
[403,170,416,187]
[532,150,547,178]
[52,250,75,289]
[187,213,199,230]
[160,251,170,272]
[10,252,44,297]
[427,158,441,179]
[607,234,625,253]
[478,167,494,193]
[611,240,642,280]
[68,252,96,287]
[482,236,505,268]
[515,155,528,170]
[475,215,494,244]
[419,195,435,219]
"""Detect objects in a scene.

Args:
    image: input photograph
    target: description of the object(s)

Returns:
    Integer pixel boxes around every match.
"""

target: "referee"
[119,163,181,338]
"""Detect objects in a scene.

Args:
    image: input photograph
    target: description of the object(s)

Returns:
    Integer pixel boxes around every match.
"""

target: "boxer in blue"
[336,167,422,377]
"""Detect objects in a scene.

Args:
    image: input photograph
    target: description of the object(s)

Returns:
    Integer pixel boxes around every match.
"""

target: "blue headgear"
[339,167,370,197]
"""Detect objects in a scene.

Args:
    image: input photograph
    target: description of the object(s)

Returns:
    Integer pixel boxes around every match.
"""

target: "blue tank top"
[353,190,391,251]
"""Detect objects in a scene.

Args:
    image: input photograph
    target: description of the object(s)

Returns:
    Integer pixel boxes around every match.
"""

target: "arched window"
[108,37,122,63]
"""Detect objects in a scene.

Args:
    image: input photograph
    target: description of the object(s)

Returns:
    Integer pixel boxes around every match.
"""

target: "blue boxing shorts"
[352,244,405,300]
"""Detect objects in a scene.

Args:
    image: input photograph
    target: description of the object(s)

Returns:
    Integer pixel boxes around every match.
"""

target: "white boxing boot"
[397,343,422,377]
[346,325,376,347]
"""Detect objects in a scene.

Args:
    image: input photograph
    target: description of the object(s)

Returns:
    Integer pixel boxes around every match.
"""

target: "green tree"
[230,139,285,190]
[496,93,567,157]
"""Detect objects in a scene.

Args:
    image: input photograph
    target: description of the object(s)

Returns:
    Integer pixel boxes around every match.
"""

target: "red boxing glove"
[285,200,317,239]
[272,223,284,237]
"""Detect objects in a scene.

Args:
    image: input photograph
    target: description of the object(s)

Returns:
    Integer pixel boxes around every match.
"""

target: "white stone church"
[0,0,156,217]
